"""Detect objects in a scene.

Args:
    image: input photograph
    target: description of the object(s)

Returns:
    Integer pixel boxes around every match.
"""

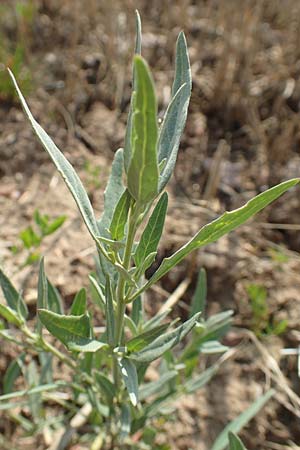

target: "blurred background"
[1,1,300,449]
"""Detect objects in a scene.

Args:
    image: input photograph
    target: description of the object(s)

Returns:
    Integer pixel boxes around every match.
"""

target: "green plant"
[246,283,288,337]
[10,209,66,266]
[0,11,299,449]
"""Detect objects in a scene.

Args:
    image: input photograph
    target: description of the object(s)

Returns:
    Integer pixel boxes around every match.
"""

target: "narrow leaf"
[143,309,171,331]
[9,69,99,241]
[70,288,87,315]
[130,313,200,363]
[0,304,23,326]
[3,354,25,394]
[134,192,168,266]
[143,179,299,292]
[158,32,192,192]
[47,279,64,314]
[37,257,48,334]
[89,275,105,311]
[211,390,274,450]
[109,188,132,241]
[185,364,219,393]
[228,432,248,450]
[131,295,143,326]
[119,358,139,406]
[139,370,178,401]
[127,56,159,204]
[127,323,170,352]
[134,10,142,55]
[105,277,115,346]
[95,373,115,404]
[120,404,131,440]
[190,268,207,317]
[0,268,28,318]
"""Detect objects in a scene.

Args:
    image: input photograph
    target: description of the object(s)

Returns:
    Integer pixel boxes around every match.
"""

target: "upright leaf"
[37,258,48,334]
[105,277,115,347]
[97,148,125,237]
[3,354,25,394]
[127,323,170,352]
[119,358,139,406]
[0,268,28,319]
[228,432,248,450]
[127,56,159,204]
[141,179,299,293]
[124,10,142,173]
[190,268,207,317]
[158,32,192,192]
[47,279,64,314]
[134,192,168,266]
[70,288,87,316]
[9,69,99,242]
[109,189,132,241]
[130,313,200,363]
[139,370,178,401]
[211,390,274,450]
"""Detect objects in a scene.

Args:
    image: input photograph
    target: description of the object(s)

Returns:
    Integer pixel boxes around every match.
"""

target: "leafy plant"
[0,11,298,449]
[10,209,66,266]
[246,283,288,337]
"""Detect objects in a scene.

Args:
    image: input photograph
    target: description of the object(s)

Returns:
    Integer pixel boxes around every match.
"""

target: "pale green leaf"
[211,390,274,450]
[47,279,64,314]
[190,268,207,317]
[9,69,99,241]
[139,370,178,401]
[127,56,159,204]
[0,268,28,319]
[134,192,168,266]
[228,432,247,450]
[127,323,170,352]
[130,313,200,363]
[3,354,25,394]
[109,188,132,241]
[158,32,192,192]
[95,372,115,404]
[120,403,131,440]
[37,257,48,334]
[143,179,299,292]
[119,358,139,406]
[0,304,23,326]
[105,277,115,346]
[70,288,87,315]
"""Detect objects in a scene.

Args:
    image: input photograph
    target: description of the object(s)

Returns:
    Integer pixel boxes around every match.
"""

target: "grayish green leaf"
[9,70,100,242]
[70,288,87,316]
[127,323,170,352]
[3,354,25,394]
[158,32,192,192]
[134,192,168,266]
[130,313,200,363]
[185,364,219,394]
[143,309,171,331]
[95,372,115,404]
[190,268,207,317]
[105,277,115,346]
[127,56,159,204]
[139,370,178,401]
[228,432,247,450]
[89,275,105,310]
[0,268,28,319]
[119,358,139,406]
[47,279,63,314]
[109,188,132,241]
[37,257,48,334]
[144,179,299,291]
[211,390,274,450]
[120,403,131,440]
[200,340,228,354]
[0,304,23,326]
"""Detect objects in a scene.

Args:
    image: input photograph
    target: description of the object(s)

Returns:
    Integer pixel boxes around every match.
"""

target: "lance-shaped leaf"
[95,372,115,404]
[37,258,48,334]
[127,56,159,204]
[124,10,142,173]
[141,179,299,293]
[97,148,125,237]
[158,32,192,192]
[105,277,115,346]
[9,69,99,242]
[3,354,25,394]
[119,358,139,406]
[38,309,107,352]
[228,432,247,450]
[189,268,207,317]
[70,288,87,316]
[47,279,64,314]
[0,268,28,319]
[134,192,168,266]
[129,313,200,363]
[127,323,170,352]
[211,390,274,450]
[139,370,178,401]
[0,304,23,326]
[109,188,132,241]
